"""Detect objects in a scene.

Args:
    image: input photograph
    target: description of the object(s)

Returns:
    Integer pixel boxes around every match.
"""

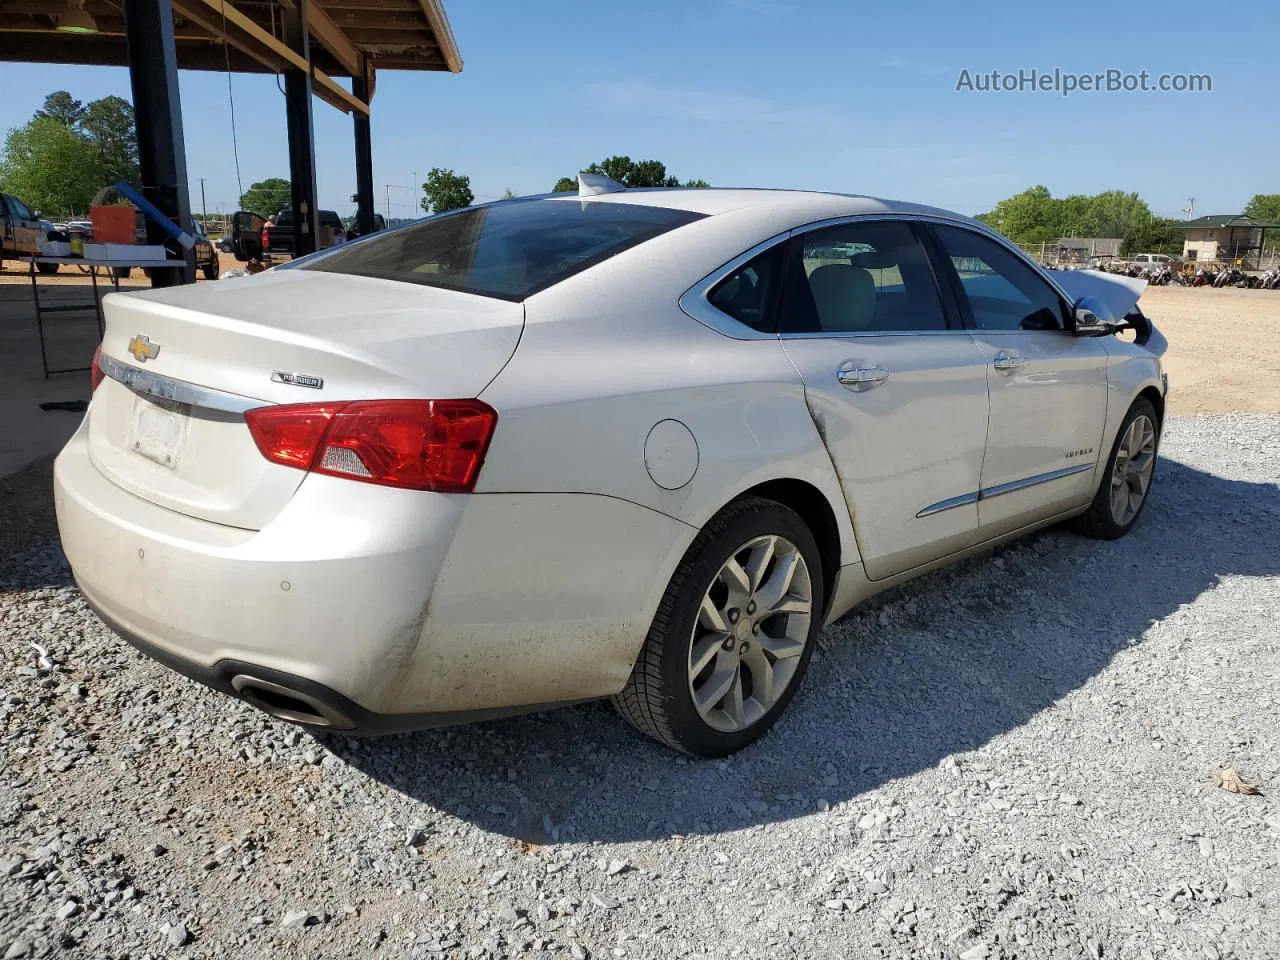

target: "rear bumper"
[54,417,697,730]
[80,590,581,734]
[55,417,464,716]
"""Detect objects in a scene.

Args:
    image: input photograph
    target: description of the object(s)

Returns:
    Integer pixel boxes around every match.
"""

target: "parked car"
[54,185,1168,756]
[226,208,347,261]
[1129,253,1178,270]
[0,192,59,273]
[344,213,387,240]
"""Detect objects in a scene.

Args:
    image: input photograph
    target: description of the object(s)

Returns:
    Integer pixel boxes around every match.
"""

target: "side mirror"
[1071,296,1120,336]
[32,211,42,220]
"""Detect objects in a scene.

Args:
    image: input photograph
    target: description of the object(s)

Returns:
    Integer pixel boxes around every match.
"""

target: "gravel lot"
[2,415,1278,960]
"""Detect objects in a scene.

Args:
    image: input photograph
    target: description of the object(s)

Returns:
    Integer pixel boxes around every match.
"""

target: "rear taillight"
[261,225,269,248]
[244,400,497,493]
[91,344,104,392]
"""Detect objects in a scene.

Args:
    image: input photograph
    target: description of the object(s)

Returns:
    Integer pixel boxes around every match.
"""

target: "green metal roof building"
[1173,215,1280,266]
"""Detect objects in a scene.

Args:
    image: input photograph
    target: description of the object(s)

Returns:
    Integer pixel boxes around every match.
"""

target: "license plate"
[128,395,189,469]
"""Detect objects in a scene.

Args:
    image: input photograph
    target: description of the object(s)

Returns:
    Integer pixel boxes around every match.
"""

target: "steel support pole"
[352,60,375,235]
[123,0,195,286]
[282,0,319,257]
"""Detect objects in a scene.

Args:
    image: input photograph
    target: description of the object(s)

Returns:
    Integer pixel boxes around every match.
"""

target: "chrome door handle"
[837,361,890,392]
[992,351,1027,373]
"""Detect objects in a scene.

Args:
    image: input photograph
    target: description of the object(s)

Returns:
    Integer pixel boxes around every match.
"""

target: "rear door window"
[297,198,705,300]
[779,220,948,333]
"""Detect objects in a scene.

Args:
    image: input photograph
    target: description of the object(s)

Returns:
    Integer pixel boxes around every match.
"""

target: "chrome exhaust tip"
[230,674,353,730]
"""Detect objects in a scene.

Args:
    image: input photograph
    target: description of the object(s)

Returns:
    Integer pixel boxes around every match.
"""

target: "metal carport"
[0,0,461,284]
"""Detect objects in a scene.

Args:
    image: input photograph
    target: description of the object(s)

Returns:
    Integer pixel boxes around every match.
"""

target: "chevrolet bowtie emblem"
[128,335,160,362]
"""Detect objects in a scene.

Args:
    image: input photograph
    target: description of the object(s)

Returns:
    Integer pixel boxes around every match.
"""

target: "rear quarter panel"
[475,206,860,568]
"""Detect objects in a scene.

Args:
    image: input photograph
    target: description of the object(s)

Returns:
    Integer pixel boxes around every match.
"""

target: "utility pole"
[1181,197,1196,220]
[384,185,411,223]
[413,169,419,214]
[196,177,208,225]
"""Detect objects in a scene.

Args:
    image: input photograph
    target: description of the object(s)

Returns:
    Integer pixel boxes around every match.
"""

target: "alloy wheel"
[1110,414,1156,525]
[687,535,813,733]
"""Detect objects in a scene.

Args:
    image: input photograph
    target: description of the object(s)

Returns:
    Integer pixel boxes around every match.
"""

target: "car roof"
[536,187,982,227]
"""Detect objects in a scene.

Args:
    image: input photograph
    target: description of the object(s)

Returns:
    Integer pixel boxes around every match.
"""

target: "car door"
[0,195,13,258]
[230,210,265,261]
[927,223,1110,538]
[776,218,991,581]
[4,195,41,256]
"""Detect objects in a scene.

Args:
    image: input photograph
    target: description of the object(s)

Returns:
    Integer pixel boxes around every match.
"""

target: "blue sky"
[1,0,1273,220]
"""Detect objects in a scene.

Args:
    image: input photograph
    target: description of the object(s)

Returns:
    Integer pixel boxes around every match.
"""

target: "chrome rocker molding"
[917,463,1094,518]
[915,491,979,518]
[98,353,264,415]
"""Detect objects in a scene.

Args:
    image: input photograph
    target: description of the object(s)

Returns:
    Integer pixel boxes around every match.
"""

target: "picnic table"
[21,256,187,377]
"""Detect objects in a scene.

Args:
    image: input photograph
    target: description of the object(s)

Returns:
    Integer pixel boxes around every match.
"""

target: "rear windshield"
[296,198,706,300]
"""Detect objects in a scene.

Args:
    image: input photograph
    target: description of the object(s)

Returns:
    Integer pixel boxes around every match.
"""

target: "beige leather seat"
[807,263,876,331]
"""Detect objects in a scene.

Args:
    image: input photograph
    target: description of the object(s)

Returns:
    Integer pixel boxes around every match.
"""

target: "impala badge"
[272,370,324,389]
[128,335,160,362]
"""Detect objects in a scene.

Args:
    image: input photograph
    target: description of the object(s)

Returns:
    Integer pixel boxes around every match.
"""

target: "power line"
[220,0,244,203]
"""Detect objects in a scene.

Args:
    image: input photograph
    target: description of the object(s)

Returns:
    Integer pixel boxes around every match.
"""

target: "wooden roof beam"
[171,0,281,72]
[174,0,368,115]
[306,2,361,76]
[416,0,460,72]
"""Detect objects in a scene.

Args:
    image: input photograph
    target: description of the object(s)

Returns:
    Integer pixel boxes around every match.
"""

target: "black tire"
[113,266,131,280]
[36,262,59,275]
[613,496,825,757]
[202,260,219,281]
[1070,397,1159,540]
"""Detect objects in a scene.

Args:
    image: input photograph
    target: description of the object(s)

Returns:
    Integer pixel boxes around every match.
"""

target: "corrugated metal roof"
[1173,214,1280,229]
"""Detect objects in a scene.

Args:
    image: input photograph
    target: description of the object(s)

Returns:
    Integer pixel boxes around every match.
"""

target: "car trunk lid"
[89,270,523,529]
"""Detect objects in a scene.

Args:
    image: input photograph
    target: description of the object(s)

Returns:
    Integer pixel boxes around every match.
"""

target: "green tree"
[1244,194,1280,251]
[500,187,517,200]
[79,96,139,186]
[979,185,1062,245]
[420,168,473,214]
[1244,194,1280,222]
[1119,215,1182,257]
[979,186,1154,246]
[0,116,104,215]
[1078,190,1150,239]
[36,91,84,127]
[556,157,707,192]
[239,178,291,217]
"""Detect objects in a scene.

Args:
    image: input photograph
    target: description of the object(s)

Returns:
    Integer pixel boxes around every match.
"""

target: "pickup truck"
[263,209,346,256]
[229,209,385,262]
[0,192,58,273]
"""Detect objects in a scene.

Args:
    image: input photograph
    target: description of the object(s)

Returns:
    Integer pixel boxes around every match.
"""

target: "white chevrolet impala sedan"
[54,180,1167,756]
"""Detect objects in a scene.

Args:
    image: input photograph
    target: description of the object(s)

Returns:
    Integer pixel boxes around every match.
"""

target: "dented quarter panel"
[476,211,860,572]
[397,492,699,711]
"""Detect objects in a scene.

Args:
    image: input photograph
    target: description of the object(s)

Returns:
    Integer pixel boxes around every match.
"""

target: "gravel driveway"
[2,415,1277,960]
